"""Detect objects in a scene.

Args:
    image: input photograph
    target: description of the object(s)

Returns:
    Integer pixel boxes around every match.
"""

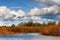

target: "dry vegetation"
[0,21,60,36]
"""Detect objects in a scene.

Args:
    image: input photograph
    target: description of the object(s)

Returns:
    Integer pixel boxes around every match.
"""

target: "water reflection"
[0,33,60,40]
[0,34,32,40]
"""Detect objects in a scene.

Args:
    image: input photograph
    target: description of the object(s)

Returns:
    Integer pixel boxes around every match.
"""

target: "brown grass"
[0,23,60,36]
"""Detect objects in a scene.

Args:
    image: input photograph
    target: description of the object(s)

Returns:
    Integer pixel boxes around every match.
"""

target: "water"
[0,33,60,40]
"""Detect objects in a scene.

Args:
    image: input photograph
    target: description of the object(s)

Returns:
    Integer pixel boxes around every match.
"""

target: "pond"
[0,33,60,40]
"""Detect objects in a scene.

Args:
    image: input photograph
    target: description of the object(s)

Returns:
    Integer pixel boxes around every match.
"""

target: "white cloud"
[0,6,13,20]
[28,7,39,16]
[29,5,60,16]
[0,6,59,26]
[0,6,26,21]
[0,21,21,26]
[22,16,55,24]
[0,21,4,26]
[35,0,60,6]
[0,6,58,21]
[31,16,55,24]
[11,10,25,20]
[31,16,41,20]
[17,10,25,17]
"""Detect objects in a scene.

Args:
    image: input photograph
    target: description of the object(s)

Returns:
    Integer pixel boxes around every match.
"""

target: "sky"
[0,0,60,26]
[0,0,42,12]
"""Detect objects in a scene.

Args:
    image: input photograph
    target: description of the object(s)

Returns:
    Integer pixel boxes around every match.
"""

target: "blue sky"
[0,0,42,12]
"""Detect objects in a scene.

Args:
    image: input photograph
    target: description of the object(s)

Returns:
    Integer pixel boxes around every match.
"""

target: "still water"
[0,33,60,40]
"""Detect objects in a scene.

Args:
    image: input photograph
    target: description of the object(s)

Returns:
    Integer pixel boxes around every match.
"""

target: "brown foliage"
[0,21,60,36]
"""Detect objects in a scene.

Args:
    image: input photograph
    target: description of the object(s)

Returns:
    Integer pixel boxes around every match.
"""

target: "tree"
[48,21,56,25]
[11,24,15,27]
[2,26,6,27]
[42,22,47,26]
[18,22,24,26]
[26,20,33,26]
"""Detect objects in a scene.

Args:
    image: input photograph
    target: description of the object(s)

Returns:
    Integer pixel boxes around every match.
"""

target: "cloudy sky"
[0,0,60,26]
